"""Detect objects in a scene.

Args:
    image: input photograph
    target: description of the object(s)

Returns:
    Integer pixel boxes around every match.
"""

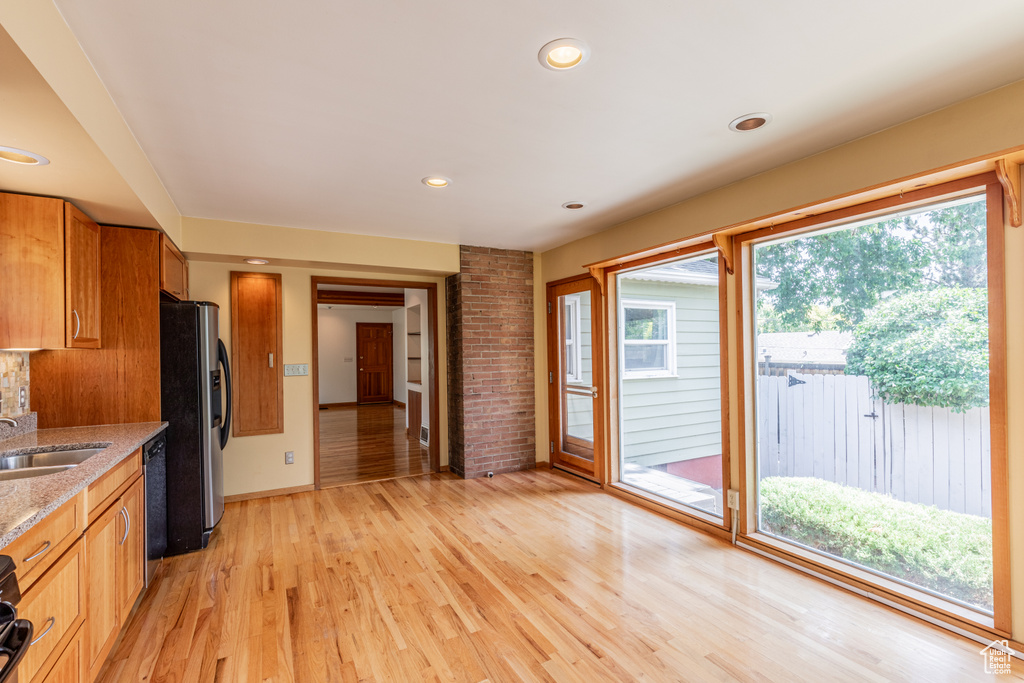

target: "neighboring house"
[617,260,724,486]
[757,331,853,376]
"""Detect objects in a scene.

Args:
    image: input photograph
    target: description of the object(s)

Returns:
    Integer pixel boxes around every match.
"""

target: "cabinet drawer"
[1,493,85,593]
[34,623,82,683]
[18,538,85,683]
[86,450,141,524]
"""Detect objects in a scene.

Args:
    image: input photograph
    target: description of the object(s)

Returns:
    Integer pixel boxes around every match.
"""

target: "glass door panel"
[549,279,601,481]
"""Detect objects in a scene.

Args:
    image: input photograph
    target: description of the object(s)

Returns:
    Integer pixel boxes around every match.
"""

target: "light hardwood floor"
[319,404,430,487]
[98,470,1021,682]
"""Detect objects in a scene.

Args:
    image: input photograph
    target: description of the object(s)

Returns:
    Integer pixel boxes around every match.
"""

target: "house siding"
[618,278,722,468]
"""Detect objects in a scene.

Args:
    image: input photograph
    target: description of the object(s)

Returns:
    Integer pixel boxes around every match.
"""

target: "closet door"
[231,271,284,436]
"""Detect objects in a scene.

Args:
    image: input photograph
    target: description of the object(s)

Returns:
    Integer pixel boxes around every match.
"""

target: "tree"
[844,287,988,411]
[754,199,987,331]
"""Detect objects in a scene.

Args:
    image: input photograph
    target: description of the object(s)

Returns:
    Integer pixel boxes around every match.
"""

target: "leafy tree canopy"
[845,287,988,411]
[755,200,987,331]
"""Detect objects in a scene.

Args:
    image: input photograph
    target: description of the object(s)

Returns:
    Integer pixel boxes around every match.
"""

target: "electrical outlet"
[727,489,740,510]
[284,364,309,376]
[18,386,26,410]
[285,451,294,464]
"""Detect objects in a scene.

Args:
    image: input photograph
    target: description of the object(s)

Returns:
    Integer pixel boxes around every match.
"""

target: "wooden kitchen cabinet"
[83,473,145,683]
[17,538,85,683]
[35,624,83,683]
[231,271,284,436]
[160,233,188,300]
[0,192,101,350]
[116,477,146,621]
[64,205,102,349]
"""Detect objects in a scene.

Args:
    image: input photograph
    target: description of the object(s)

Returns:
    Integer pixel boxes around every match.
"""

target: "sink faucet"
[0,418,17,427]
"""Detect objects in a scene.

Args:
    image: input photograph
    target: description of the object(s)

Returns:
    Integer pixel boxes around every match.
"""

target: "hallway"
[319,404,430,487]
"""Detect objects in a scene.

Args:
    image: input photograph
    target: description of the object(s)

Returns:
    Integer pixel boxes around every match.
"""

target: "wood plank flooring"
[98,470,1021,682]
[319,404,429,487]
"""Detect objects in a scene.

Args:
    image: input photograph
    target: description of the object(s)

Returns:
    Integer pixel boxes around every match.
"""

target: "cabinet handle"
[119,507,130,545]
[30,616,55,645]
[23,540,51,563]
[72,309,81,340]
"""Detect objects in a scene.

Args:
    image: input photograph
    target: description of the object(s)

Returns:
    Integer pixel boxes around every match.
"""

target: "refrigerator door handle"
[218,338,232,450]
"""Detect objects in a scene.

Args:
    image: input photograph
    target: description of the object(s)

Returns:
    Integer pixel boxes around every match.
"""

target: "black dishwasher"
[143,432,168,585]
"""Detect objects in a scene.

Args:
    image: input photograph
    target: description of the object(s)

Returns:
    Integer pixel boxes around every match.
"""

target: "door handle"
[31,616,55,645]
[72,309,81,339]
[119,507,130,545]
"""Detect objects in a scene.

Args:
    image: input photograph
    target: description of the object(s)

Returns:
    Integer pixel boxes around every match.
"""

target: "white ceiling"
[53,0,1024,251]
[0,25,157,228]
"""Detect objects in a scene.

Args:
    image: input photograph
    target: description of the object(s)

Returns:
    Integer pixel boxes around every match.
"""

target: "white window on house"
[621,299,676,378]
[563,294,583,384]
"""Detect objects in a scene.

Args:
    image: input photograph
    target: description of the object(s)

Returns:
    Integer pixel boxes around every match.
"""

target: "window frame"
[619,298,677,379]
[563,294,583,384]
[734,172,1010,635]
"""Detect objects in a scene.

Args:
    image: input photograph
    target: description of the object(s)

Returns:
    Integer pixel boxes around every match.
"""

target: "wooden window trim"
[230,271,284,437]
[732,171,1011,635]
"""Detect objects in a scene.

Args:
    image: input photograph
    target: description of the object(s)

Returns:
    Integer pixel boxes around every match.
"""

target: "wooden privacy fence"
[756,373,991,518]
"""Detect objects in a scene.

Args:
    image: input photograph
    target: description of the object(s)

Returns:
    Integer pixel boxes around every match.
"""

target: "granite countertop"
[0,422,167,549]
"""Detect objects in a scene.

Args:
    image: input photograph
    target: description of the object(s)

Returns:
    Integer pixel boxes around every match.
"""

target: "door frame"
[355,322,394,404]
[546,273,606,484]
[311,276,441,488]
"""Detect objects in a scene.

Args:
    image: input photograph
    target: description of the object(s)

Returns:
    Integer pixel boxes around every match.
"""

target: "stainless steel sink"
[0,465,77,481]
[0,448,106,481]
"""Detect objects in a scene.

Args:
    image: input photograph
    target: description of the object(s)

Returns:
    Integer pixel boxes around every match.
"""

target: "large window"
[616,255,724,516]
[751,192,997,614]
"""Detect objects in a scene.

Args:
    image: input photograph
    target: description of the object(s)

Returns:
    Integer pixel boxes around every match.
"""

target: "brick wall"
[446,246,535,478]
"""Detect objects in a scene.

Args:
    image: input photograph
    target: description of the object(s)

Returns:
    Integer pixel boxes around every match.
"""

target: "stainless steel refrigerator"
[160,301,231,555]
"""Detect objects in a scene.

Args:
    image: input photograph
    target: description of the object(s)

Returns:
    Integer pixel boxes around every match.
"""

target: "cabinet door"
[0,192,65,349]
[116,476,146,623]
[35,623,83,683]
[65,204,102,349]
[83,502,120,683]
[17,539,84,683]
[231,271,284,435]
[160,234,187,300]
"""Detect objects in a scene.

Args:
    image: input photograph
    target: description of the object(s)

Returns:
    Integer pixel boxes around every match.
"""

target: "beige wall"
[189,260,449,496]
[538,77,1024,640]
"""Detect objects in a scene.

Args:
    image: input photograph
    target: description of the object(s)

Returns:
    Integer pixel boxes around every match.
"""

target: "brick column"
[446,246,535,478]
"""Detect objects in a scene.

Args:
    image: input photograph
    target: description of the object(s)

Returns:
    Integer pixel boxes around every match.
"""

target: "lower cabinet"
[16,538,85,683]
[5,453,148,683]
[83,475,146,683]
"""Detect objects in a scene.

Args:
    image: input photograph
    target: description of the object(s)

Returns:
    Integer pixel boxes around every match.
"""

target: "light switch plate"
[284,364,309,376]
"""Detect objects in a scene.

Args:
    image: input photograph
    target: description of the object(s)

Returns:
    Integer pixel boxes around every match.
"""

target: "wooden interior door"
[231,272,284,436]
[356,323,393,404]
[547,276,604,482]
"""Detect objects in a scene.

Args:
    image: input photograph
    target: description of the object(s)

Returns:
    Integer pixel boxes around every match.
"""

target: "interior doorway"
[311,278,440,488]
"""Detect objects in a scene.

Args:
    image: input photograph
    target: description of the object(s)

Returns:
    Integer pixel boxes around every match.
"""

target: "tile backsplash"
[0,352,29,417]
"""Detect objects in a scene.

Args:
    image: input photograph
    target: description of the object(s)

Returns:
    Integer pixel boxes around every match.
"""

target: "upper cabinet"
[65,204,102,348]
[0,192,101,350]
[159,233,188,300]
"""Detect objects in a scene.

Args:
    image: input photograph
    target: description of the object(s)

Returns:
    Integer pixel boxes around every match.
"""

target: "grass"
[759,476,993,611]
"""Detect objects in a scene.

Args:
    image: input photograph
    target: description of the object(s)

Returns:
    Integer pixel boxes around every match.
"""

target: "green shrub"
[844,287,988,412]
[759,477,992,611]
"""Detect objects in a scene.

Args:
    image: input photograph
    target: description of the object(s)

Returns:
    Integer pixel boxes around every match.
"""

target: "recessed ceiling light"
[422,176,451,188]
[244,258,269,265]
[0,145,49,166]
[562,201,585,210]
[538,38,590,71]
[729,113,772,132]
